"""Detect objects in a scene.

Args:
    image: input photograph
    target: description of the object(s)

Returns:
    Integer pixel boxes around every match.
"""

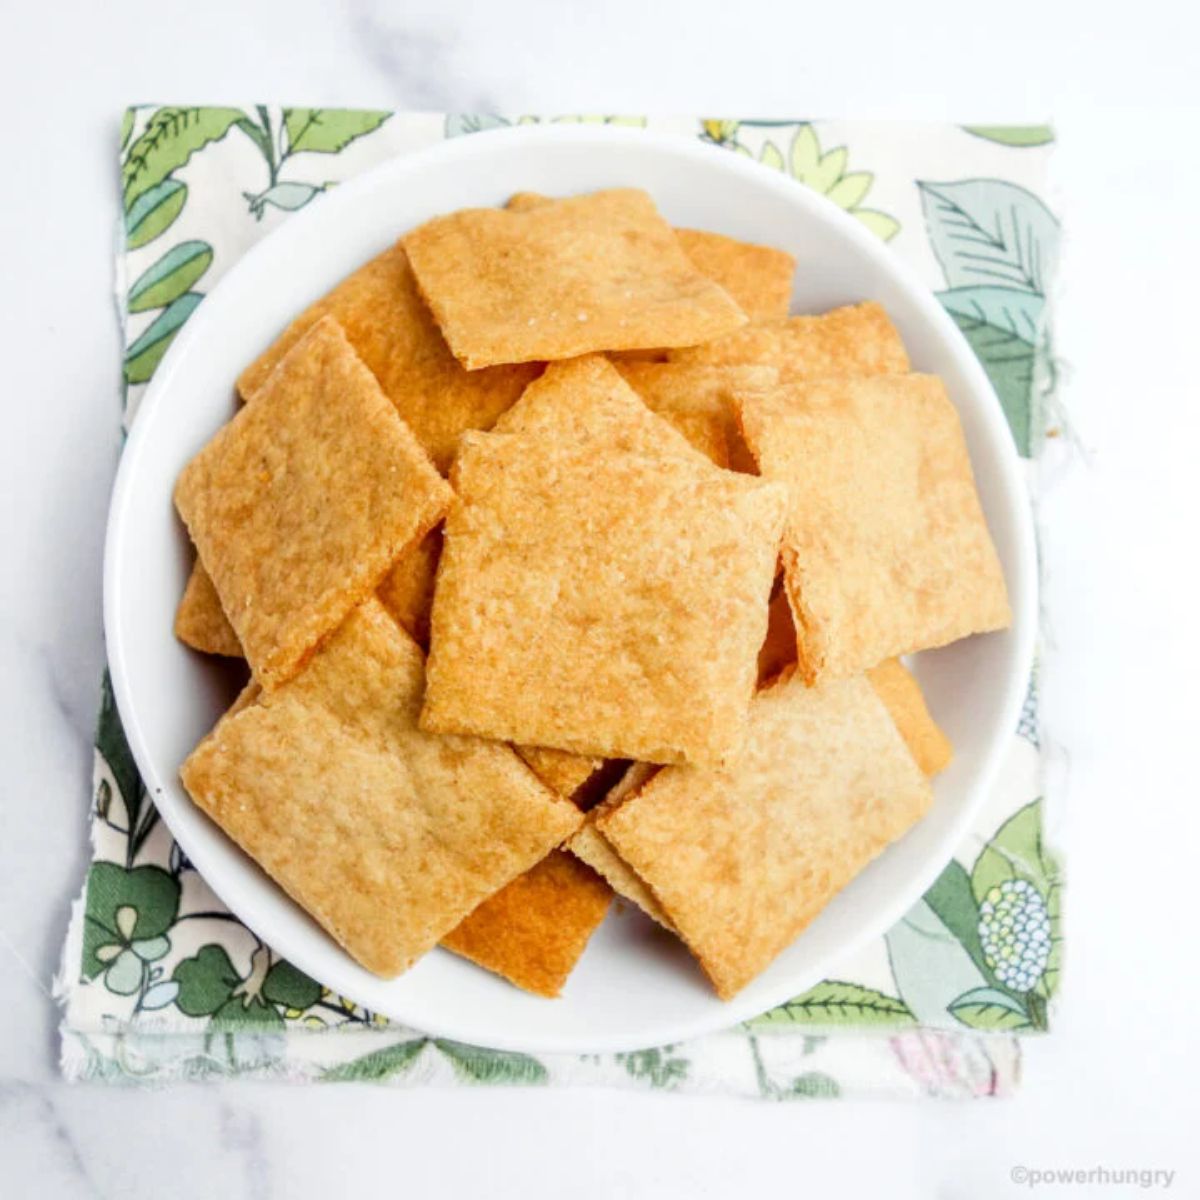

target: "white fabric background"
[2,0,1197,1195]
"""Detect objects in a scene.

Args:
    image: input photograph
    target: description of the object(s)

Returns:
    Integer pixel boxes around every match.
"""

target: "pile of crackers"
[174,188,1010,1001]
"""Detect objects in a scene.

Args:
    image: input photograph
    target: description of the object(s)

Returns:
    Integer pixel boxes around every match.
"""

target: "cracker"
[567,764,675,930]
[736,375,1011,682]
[674,229,794,321]
[175,560,241,657]
[376,528,443,650]
[597,674,932,999]
[617,362,779,471]
[868,658,953,776]
[403,189,747,368]
[422,434,787,765]
[516,746,604,799]
[505,194,793,322]
[669,301,909,378]
[237,242,538,472]
[181,600,582,978]
[175,318,453,689]
[441,850,611,997]
[492,354,709,462]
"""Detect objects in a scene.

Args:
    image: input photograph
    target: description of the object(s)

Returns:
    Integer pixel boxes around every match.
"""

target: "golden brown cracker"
[180,600,582,978]
[516,746,604,800]
[376,528,443,650]
[441,851,611,997]
[403,189,747,368]
[597,674,932,999]
[422,433,787,766]
[237,242,538,472]
[669,301,908,378]
[175,317,453,689]
[174,560,241,657]
[674,229,794,321]
[505,194,793,322]
[493,354,708,462]
[736,375,1011,683]
[617,362,779,471]
[868,658,954,776]
[567,763,674,930]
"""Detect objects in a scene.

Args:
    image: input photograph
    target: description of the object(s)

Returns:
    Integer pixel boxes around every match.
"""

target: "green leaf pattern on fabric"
[66,112,1058,1095]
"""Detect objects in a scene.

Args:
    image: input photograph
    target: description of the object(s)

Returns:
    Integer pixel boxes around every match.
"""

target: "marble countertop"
[3,0,1199,1194]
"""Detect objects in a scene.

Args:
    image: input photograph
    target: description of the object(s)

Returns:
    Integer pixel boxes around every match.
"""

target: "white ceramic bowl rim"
[105,124,1037,1054]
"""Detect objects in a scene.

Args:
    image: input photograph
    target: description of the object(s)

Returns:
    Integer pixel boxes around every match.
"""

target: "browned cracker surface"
[504,193,793,322]
[175,560,241,657]
[669,301,909,378]
[403,189,747,368]
[441,850,611,997]
[736,374,1011,682]
[236,242,538,472]
[421,431,787,765]
[617,361,778,472]
[597,674,932,999]
[673,229,794,322]
[180,600,582,978]
[516,746,604,800]
[175,317,453,689]
[868,658,954,776]
[567,763,674,930]
[376,527,443,650]
[492,354,710,462]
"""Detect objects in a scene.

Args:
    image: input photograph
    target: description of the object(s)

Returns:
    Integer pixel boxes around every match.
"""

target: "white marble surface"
[3,0,1199,1194]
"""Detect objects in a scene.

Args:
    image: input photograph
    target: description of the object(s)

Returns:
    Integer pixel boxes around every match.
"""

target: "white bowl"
[105,125,1036,1054]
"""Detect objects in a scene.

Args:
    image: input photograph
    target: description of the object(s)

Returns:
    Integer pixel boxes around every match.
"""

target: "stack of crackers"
[173,187,1009,1002]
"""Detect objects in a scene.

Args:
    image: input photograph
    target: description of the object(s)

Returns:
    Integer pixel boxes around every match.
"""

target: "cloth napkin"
[57,110,1062,1098]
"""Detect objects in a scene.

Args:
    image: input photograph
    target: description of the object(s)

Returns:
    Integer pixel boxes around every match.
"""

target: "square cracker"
[505,193,794,322]
[736,375,1011,682]
[175,559,242,657]
[617,361,779,471]
[441,850,611,997]
[668,301,909,378]
[175,317,453,689]
[181,600,582,978]
[868,658,953,776]
[402,189,747,369]
[597,674,932,999]
[236,243,538,472]
[421,433,788,766]
[673,229,794,322]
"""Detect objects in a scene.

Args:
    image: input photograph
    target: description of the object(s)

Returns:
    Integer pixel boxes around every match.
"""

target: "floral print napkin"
[57,111,1062,1098]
